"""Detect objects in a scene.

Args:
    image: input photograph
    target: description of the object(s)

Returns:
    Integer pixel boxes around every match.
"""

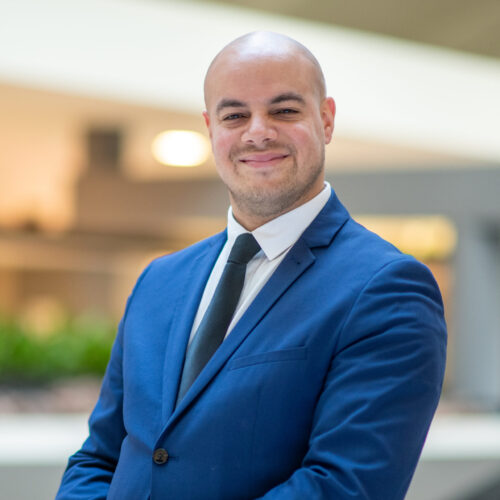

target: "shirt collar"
[227,182,332,261]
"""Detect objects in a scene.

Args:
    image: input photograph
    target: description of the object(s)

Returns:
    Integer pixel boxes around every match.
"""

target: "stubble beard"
[225,146,325,220]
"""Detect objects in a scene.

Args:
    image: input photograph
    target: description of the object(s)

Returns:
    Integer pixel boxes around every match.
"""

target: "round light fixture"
[152,130,210,167]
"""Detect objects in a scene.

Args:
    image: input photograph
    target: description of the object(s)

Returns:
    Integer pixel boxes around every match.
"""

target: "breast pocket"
[229,347,308,370]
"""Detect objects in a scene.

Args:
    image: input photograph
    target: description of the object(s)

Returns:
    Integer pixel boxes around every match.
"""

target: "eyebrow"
[215,92,306,114]
[216,99,246,114]
[269,92,306,105]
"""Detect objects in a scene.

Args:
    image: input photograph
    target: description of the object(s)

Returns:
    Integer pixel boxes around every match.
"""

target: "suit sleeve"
[256,257,447,500]
[55,322,125,500]
[55,264,153,500]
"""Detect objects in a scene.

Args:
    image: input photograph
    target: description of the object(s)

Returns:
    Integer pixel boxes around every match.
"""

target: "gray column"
[453,218,500,408]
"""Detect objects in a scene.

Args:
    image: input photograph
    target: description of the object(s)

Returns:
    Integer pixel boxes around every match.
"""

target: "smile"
[239,152,290,167]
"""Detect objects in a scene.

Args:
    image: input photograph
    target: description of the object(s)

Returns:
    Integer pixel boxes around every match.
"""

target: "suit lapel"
[168,189,351,425]
[170,238,316,420]
[161,232,227,421]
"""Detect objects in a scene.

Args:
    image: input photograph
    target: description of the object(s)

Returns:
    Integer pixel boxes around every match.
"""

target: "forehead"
[205,52,320,111]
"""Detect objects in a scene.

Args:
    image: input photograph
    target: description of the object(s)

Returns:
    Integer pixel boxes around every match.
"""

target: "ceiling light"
[152,130,210,167]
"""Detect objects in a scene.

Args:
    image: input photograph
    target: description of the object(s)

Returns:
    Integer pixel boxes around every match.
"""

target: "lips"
[239,152,289,165]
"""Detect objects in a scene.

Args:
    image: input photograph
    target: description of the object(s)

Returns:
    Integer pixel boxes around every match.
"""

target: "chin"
[231,185,305,219]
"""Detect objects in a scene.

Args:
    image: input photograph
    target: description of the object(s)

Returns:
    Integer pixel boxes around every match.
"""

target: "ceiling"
[193,0,500,59]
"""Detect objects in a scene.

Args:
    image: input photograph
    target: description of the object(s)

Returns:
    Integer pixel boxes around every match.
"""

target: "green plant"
[0,313,116,384]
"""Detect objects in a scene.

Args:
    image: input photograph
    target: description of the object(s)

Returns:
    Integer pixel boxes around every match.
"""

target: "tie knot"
[227,233,261,265]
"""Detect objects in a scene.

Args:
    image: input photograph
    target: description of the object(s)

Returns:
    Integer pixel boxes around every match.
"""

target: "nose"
[241,114,277,147]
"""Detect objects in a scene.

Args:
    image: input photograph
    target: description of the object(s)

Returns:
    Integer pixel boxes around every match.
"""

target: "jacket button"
[153,448,169,465]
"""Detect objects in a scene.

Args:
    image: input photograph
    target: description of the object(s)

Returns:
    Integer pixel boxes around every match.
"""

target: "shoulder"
[324,216,429,281]
[146,230,226,274]
[340,217,404,262]
[123,231,226,304]
[312,215,444,326]
[310,188,422,281]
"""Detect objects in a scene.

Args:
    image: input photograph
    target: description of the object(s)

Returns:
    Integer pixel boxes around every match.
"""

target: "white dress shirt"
[188,182,332,344]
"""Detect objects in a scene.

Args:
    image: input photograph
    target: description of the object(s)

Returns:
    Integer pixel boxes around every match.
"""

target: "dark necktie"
[176,232,261,405]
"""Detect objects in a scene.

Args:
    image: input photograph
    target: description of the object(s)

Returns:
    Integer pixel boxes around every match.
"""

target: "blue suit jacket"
[57,189,446,500]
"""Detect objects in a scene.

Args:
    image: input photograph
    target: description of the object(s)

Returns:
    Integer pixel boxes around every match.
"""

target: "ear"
[202,111,212,139]
[321,97,336,144]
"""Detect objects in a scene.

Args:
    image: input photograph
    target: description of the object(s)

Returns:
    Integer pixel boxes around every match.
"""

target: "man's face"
[203,51,335,228]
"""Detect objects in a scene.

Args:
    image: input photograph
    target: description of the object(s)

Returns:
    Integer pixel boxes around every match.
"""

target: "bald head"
[204,31,326,108]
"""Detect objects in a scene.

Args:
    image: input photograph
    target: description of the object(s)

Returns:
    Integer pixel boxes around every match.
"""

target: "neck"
[230,183,325,231]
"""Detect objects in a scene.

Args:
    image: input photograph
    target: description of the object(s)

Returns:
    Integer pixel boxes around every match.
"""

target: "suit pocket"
[229,347,308,370]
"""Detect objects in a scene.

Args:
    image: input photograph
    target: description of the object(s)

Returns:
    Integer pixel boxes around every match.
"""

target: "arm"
[55,320,126,500]
[56,263,153,500]
[257,258,447,500]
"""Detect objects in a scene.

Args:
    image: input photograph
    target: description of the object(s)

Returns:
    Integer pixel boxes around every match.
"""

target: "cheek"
[289,128,320,156]
[212,129,236,156]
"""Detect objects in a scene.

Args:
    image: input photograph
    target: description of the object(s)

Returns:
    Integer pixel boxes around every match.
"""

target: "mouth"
[238,152,290,168]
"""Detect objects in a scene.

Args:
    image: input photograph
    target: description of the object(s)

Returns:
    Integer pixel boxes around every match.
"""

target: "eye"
[223,113,247,121]
[273,108,299,116]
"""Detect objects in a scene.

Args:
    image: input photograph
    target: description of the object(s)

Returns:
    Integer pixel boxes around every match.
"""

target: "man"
[57,32,446,499]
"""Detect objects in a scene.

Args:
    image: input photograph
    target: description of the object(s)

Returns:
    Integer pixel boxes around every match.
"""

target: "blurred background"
[0,0,499,498]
